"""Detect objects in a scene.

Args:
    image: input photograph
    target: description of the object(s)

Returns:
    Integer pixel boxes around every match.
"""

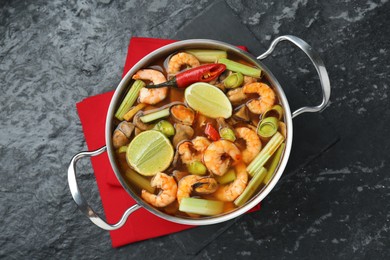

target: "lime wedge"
[185,83,232,118]
[126,130,174,176]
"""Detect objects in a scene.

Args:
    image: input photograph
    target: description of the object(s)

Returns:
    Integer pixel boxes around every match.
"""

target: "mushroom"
[133,111,154,131]
[227,87,247,104]
[172,123,194,147]
[112,121,135,148]
[170,104,195,126]
[233,105,250,122]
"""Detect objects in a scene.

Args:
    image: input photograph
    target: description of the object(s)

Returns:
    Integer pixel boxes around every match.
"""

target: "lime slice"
[126,130,174,176]
[185,82,232,118]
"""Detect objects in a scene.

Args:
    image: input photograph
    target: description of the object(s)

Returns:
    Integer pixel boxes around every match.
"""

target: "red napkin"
[76,37,260,248]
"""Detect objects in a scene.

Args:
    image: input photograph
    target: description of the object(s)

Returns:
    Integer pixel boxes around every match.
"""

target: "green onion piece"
[124,169,155,194]
[263,143,285,185]
[153,120,175,137]
[219,127,236,142]
[257,116,279,138]
[179,197,224,216]
[223,72,244,89]
[140,107,170,123]
[118,145,128,153]
[218,58,261,78]
[215,169,236,184]
[234,167,267,207]
[187,161,207,175]
[115,80,146,120]
[185,49,227,63]
[247,132,284,177]
[263,104,284,120]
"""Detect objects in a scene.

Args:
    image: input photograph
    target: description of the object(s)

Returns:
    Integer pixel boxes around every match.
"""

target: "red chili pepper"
[205,123,220,141]
[145,64,226,89]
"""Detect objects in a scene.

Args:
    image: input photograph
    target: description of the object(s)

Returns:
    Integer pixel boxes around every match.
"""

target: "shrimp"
[177,175,218,204]
[141,172,177,207]
[235,127,262,164]
[203,140,241,176]
[213,163,248,202]
[243,82,275,115]
[178,137,211,165]
[168,52,200,75]
[132,69,168,105]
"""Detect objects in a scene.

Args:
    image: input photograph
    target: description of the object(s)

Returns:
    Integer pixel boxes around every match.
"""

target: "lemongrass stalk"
[234,167,267,207]
[124,169,155,194]
[123,103,146,121]
[115,80,146,120]
[179,197,224,216]
[257,116,279,139]
[263,143,285,185]
[185,49,227,63]
[247,132,284,177]
[215,169,236,184]
[140,107,170,123]
[218,58,261,78]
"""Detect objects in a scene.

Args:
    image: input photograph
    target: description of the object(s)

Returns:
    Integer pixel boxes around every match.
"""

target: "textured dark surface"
[1,0,390,259]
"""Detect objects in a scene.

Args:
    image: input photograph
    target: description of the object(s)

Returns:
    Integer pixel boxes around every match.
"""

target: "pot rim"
[105,39,293,225]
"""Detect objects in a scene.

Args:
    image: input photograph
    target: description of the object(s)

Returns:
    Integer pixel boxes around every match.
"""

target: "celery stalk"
[263,143,285,185]
[215,169,236,184]
[185,49,227,63]
[140,108,170,123]
[218,58,261,78]
[247,132,284,177]
[179,197,224,216]
[124,169,155,194]
[234,167,267,207]
[115,80,146,120]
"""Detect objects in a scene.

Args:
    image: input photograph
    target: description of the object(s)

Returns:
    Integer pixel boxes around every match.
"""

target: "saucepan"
[68,35,330,230]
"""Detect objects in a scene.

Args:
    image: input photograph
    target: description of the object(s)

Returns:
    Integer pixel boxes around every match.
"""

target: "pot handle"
[257,35,331,118]
[68,146,142,230]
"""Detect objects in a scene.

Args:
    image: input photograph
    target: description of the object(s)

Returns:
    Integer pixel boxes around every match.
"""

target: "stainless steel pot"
[68,35,330,230]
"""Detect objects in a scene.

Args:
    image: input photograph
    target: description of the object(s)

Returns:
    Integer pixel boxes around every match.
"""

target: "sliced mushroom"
[233,105,250,122]
[112,121,135,148]
[170,104,195,126]
[172,123,194,147]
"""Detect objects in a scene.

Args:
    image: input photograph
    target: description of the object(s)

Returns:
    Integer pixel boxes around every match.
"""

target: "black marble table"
[1,0,389,259]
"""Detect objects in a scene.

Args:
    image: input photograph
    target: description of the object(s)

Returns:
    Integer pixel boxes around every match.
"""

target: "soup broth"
[112,49,286,218]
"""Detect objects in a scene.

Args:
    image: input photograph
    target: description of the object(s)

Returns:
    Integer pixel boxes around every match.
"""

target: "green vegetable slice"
[234,167,267,207]
[247,132,284,177]
[215,169,236,184]
[140,107,170,123]
[263,143,285,185]
[124,169,155,194]
[115,80,146,120]
[179,197,224,216]
[218,58,261,78]
[257,117,279,139]
[185,49,227,63]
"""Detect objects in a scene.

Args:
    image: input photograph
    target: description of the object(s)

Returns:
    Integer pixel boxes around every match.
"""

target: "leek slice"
[140,108,170,123]
[115,80,146,120]
[218,58,261,78]
[223,72,244,89]
[124,169,155,194]
[123,103,146,121]
[234,167,267,207]
[179,197,224,216]
[263,104,283,120]
[258,117,279,139]
[247,132,284,177]
[185,49,227,63]
[263,143,285,185]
